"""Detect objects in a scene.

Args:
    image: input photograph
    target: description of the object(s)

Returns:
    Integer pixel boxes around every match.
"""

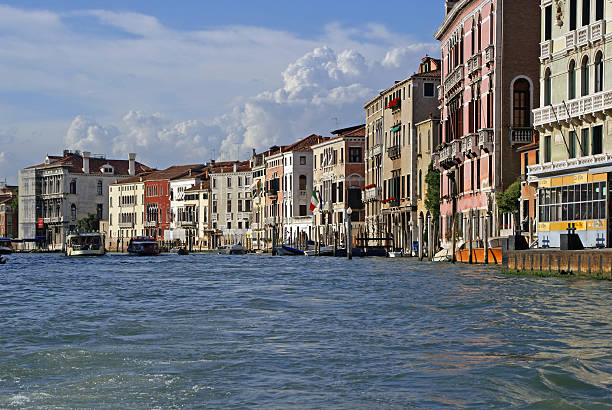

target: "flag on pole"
[309,190,320,211]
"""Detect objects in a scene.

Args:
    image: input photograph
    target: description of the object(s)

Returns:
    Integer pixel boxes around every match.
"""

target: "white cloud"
[1,4,439,181]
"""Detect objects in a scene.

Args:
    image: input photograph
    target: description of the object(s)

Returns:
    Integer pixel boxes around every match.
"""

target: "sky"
[0,1,445,184]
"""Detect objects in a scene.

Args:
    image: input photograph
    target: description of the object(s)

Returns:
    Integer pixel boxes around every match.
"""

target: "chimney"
[82,151,91,174]
[128,153,136,176]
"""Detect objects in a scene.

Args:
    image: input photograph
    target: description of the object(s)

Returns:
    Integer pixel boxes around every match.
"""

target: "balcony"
[443,65,464,96]
[565,31,576,51]
[509,127,534,146]
[461,134,479,158]
[118,221,134,228]
[540,40,552,60]
[387,145,401,160]
[478,128,494,152]
[533,90,612,127]
[144,220,157,228]
[485,45,495,65]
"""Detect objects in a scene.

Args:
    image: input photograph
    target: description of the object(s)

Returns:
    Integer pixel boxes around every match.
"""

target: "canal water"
[0,254,610,408]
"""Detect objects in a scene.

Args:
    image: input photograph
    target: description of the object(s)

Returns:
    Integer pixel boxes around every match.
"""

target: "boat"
[65,232,105,257]
[226,243,246,255]
[0,238,13,255]
[127,236,160,256]
[276,244,305,256]
[455,238,503,264]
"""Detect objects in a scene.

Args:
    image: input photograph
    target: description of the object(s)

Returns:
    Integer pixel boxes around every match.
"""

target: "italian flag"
[309,190,320,211]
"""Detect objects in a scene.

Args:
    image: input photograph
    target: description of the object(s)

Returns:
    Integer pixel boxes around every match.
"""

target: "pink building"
[434,0,540,245]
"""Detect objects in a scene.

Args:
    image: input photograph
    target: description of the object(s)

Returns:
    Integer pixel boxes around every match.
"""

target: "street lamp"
[346,207,353,260]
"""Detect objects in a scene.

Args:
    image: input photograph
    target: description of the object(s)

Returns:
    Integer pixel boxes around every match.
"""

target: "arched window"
[71,204,77,220]
[544,69,552,106]
[581,56,589,96]
[97,180,103,196]
[299,175,307,191]
[513,78,531,127]
[595,52,603,93]
[568,60,576,99]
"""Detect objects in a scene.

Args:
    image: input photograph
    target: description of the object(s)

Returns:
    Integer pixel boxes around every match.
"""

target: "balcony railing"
[144,220,157,228]
[533,90,612,126]
[540,40,552,60]
[118,221,134,228]
[485,45,495,65]
[461,133,479,158]
[509,127,534,146]
[478,129,494,152]
[387,145,401,160]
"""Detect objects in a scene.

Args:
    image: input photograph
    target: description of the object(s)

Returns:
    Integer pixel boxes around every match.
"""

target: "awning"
[390,125,401,133]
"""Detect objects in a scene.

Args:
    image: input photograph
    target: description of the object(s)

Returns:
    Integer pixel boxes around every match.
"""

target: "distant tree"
[75,214,100,232]
[425,162,441,220]
[497,179,521,214]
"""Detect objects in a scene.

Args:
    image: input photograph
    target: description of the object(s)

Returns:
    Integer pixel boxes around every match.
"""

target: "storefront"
[537,172,609,248]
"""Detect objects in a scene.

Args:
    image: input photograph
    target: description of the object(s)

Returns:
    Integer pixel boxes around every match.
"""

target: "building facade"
[435,0,540,247]
[312,125,366,246]
[529,0,610,247]
[18,151,150,250]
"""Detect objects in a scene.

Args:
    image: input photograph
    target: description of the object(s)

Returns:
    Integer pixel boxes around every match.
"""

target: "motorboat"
[455,238,502,264]
[226,243,246,255]
[127,236,160,256]
[0,238,13,255]
[65,233,105,257]
[276,244,305,256]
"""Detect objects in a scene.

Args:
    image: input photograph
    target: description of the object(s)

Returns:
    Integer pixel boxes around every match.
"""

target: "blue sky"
[0,1,444,183]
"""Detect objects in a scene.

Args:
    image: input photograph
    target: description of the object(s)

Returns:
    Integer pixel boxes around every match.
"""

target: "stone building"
[435,0,540,247]
[529,0,611,248]
[19,150,151,250]
[364,56,441,252]
[312,125,366,247]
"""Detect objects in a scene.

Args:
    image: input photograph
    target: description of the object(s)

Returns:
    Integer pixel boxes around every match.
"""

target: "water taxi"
[65,233,105,256]
[0,238,14,254]
[127,236,160,256]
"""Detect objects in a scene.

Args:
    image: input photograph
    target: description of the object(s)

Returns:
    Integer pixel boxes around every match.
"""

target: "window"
[71,204,77,220]
[300,156,306,165]
[348,147,362,163]
[570,0,577,30]
[227,200,232,213]
[568,60,576,100]
[299,205,307,216]
[97,204,103,219]
[299,175,307,191]
[545,5,553,40]
[545,135,552,162]
[569,131,577,158]
[70,180,77,195]
[97,180,103,195]
[595,52,603,93]
[581,128,590,156]
[424,83,435,97]
[513,79,530,127]
[581,56,589,96]
[592,125,603,155]
[596,0,604,21]
[583,0,591,26]
[544,69,552,106]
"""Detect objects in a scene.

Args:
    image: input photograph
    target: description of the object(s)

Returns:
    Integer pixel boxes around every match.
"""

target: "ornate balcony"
[478,129,494,152]
[461,133,479,158]
[387,145,401,160]
[533,90,612,127]
[509,127,534,146]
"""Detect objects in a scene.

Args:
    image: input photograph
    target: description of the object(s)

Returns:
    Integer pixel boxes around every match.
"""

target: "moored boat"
[65,232,105,257]
[0,238,13,255]
[127,236,160,256]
